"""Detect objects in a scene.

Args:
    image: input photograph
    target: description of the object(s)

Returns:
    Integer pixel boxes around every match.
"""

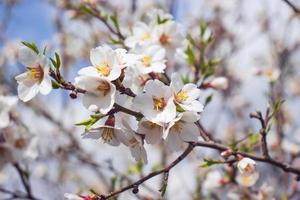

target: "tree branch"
[282,0,300,14]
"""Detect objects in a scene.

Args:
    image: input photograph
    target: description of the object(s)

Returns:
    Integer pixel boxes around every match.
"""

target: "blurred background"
[1,0,300,199]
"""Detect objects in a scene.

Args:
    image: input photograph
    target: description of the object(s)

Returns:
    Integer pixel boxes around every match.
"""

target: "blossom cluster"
[14,9,204,164]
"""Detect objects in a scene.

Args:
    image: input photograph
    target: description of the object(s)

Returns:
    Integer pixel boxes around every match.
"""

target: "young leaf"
[21,41,39,54]
[55,52,61,69]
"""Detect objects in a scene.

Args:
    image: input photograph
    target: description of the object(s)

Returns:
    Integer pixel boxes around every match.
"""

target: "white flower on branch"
[82,115,124,146]
[15,47,52,102]
[119,115,148,163]
[137,119,164,145]
[125,22,154,48]
[133,79,176,123]
[237,157,256,176]
[170,72,204,112]
[153,21,185,56]
[236,171,259,187]
[133,45,166,74]
[75,75,116,114]
[0,95,18,128]
[164,112,199,152]
[78,45,122,81]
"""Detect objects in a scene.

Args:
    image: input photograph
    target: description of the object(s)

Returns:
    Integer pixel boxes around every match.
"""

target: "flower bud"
[237,157,256,175]
[208,77,228,90]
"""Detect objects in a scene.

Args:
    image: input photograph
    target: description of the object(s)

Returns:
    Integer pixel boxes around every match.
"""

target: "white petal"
[180,122,199,142]
[17,83,40,102]
[170,72,184,93]
[78,66,98,76]
[166,132,182,152]
[39,75,52,95]
[0,111,10,128]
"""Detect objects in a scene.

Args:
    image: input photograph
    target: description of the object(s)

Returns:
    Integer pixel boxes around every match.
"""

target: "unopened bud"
[208,77,228,90]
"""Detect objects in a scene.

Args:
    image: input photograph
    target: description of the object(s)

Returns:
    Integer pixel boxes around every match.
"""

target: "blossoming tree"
[1,0,300,199]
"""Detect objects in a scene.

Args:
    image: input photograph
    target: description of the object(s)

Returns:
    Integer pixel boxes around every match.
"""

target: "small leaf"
[50,58,57,69]
[128,160,144,175]
[200,158,223,168]
[159,183,167,196]
[204,94,213,107]
[51,80,61,89]
[75,116,102,130]
[176,104,185,112]
[185,45,195,66]
[43,46,47,55]
[55,52,61,69]
[21,41,39,54]
[248,133,260,145]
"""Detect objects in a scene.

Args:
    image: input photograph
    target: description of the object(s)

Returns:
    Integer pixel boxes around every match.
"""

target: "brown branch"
[250,111,271,159]
[13,163,40,200]
[96,140,300,199]
[282,0,300,14]
[97,144,195,200]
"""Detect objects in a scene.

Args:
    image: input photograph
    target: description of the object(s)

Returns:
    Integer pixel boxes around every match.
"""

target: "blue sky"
[1,0,54,47]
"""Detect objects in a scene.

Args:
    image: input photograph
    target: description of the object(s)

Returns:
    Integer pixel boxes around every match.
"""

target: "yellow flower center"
[97,80,111,96]
[159,33,170,45]
[27,65,44,81]
[141,32,151,41]
[244,164,255,174]
[96,63,111,76]
[153,97,166,111]
[142,56,152,67]
[101,127,115,143]
[175,90,189,103]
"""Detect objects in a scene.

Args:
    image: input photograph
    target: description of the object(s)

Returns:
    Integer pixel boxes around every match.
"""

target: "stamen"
[175,90,189,103]
[101,127,114,142]
[153,97,166,111]
[142,56,152,67]
[159,33,170,45]
[97,80,111,96]
[96,63,111,76]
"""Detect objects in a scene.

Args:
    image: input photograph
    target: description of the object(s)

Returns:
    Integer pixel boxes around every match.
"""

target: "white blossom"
[78,45,122,81]
[75,75,116,114]
[0,95,18,128]
[164,112,199,152]
[133,45,166,74]
[125,22,154,48]
[170,72,204,112]
[237,157,256,175]
[15,48,52,102]
[133,79,176,123]
[81,115,124,146]
[137,119,164,144]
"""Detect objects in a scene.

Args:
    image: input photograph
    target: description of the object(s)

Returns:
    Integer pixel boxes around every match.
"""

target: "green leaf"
[110,14,120,31]
[75,115,102,130]
[185,45,195,66]
[157,15,169,24]
[21,41,39,54]
[248,133,260,145]
[270,99,285,118]
[182,74,190,84]
[55,52,61,69]
[43,46,47,55]
[111,176,117,191]
[78,4,93,15]
[200,158,223,168]
[51,80,61,89]
[176,104,185,112]
[159,183,167,196]
[204,94,213,107]
[128,160,144,175]
[50,58,57,69]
